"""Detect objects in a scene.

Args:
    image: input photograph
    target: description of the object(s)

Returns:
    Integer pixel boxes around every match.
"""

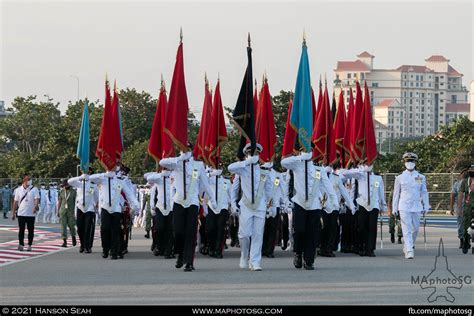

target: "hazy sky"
[1,0,472,115]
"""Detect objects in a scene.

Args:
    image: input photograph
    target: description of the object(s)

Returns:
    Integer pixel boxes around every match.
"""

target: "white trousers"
[399,211,422,253]
[36,203,48,223]
[238,207,265,267]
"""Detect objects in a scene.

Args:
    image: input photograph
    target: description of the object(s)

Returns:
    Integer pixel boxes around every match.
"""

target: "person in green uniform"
[58,179,77,248]
[387,189,403,244]
[458,165,474,254]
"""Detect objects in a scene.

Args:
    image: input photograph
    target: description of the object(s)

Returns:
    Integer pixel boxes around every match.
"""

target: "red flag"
[357,82,378,165]
[343,88,355,167]
[164,42,189,152]
[255,78,277,163]
[193,77,213,161]
[204,80,228,168]
[351,81,364,163]
[111,81,123,159]
[96,78,117,171]
[148,79,175,162]
[311,86,318,127]
[312,83,334,164]
[333,90,346,165]
[281,95,297,158]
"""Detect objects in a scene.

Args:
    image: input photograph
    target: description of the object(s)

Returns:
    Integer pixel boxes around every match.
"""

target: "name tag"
[314,171,321,180]
[274,178,280,186]
[192,170,199,179]
[374,182,380,188]
[415,178,422,184]
[260,175,266,181]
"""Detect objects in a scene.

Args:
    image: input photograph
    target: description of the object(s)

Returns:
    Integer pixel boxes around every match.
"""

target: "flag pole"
[180,27,187,201]
[248,33,255,204]
[303,32,308,201]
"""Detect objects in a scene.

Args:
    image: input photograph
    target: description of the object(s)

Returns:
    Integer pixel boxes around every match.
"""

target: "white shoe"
[18,245,24,251]
[239,256,248,269]
[27,245,32,251]
[251,265,262,271]
[405,251,414,259]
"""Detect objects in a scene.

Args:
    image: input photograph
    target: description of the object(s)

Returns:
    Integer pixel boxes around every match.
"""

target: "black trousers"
[320,210,339,253]
[18,216,35,246]
[206,209,229,254]
[263,208,280,255]
[120,210,131,254]
[155,209,174,256]
[76,211,95,249]
[173,203,199,265]
[293,203,321,265]
[100,209,122,256]
[280,212,290,249]
[357,206,379,253]
[229,215,239,245]
[341,209,358,251]
[199,214,208,249]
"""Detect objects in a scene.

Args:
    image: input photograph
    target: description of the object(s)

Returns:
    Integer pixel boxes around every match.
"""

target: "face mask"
[27,180,32,186]
[405,162,416,170]
[41,186,45,189]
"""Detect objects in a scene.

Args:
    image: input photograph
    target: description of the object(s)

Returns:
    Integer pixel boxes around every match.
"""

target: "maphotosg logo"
[411,238,472,303]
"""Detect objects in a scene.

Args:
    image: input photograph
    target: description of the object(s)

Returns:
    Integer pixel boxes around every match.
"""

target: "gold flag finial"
[217,72,220,81]
[204,72,208,86]
[324,73,327,86]
[248,32,251,48]
[180,27,183,43]
[160,74,165,91]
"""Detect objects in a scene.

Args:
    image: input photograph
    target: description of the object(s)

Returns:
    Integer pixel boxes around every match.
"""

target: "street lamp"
[70,75,80,101]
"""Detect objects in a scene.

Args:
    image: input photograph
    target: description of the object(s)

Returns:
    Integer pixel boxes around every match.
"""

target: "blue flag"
[76,100,90,173]
[290,43,313,152]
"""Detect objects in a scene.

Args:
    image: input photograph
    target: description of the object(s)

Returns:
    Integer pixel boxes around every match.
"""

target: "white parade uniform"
[266,169,288,218]
[228,155,272,270]
[145,171,173,216]
[392,169,429,256]
[37,187,50,223]
[329,172,355,214]
[68,176,99,213]
[206,169,231,215]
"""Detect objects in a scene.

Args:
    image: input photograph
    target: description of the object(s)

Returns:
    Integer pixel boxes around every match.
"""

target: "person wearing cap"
[57,179,77,247]
[49,182,60,224]
[261,161,288,258]
[458,164,474,254]
[392,152,430,259]
[205,166,232,258]
[281,150,338,269]
[450,168,467,249]
[68,167,98,253]
[229,174,241,248]
[1,184,12,219]
[319,165,355,257]
[89,169,140,260]
[340,164,387,257]
[145,168,174,258]
[35,183,49,223]
[159,145,217,272]
[117,165,136,257]
[228,143,272,271]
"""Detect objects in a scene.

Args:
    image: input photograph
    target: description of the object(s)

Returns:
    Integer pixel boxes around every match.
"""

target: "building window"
[347,73,351,79]
[410,82,414,87]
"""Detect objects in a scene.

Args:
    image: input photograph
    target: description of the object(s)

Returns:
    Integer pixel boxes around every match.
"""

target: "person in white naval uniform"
[49,182,59,224]
[229,174,241,248]
[205,167,231,258]
[145,169,174,258]
[160,149,217,272]
[36,183,50,223]
[68,168,99,254]
[319,166,355,257]
[89,171,140,260]
[392,152,430,259]
[281,151,338,270]
[261,162,288,258]
[228,144,272,271]
[341,165,387,257]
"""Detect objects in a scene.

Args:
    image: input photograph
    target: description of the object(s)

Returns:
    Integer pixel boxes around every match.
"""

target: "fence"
[0,173,460,212]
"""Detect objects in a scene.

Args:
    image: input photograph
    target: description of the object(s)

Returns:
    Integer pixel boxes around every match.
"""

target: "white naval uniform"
[37,187,50,223]
[329,172,355,214]
[340,168,387,212]
[145,171,173,216]
[266,169,288,218]
[89,173,140,213]
[392,169,430,254]
[228,156,273,269]
[206,169,231,215]
[68,176,99,213]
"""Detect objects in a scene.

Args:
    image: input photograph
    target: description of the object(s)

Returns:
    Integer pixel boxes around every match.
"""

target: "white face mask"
[405,162,416,170]
[27,180,33,186]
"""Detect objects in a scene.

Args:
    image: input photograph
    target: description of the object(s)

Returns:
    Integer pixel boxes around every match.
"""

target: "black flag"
[231,35,255,160]
[331,91,337,121]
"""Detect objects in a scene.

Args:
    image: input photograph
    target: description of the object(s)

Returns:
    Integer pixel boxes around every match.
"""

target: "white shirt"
[281,154,338,211]
[392,169,429,213]
[228,157,273,213]
[206,169,231,214]
[68,176,99,213]
[48,187,58,203]
[145,171,173,215]
[89,172,140,214]
[39,188,50,207]
[14,185,40,217]
[266,169,288,216]
[160,155,216,208]
[341,168,387,212]
[328,172,355,213]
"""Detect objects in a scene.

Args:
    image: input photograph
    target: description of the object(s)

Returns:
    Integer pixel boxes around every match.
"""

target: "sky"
[1,0,472,116]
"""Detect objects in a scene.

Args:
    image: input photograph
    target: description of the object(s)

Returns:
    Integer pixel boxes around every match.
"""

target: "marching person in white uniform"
[36,183,50,223]
[392,152,430,259]
[228,144,272,271]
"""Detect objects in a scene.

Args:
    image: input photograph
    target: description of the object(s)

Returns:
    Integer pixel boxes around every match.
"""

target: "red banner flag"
[333,90,346,165]
[343,88,355,167]
[111,81,123,159]
[281,95,297,158]
[148,79,175,162]
[204,80,228,168]
[357,82,378,165]
[193,77,213,161]
[96,78,117,171]
[312,83,334,164]
[255,78,277,163]
[164,41,189,152]
[351,81,364,163]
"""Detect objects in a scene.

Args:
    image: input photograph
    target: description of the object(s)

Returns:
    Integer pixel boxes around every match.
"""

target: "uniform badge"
[274,178,280,186]
[415,176,422,184]
[260,174,266,181]
[223,184,228,190]
[192,170,199,179]
[315,171,321,180]
[374,181,380,188]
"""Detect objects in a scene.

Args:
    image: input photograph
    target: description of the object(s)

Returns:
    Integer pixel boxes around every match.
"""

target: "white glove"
[392,209,398,216]
[300,151,312,161]
[80,174,89,180]
[231,204,240,216]
[106,171,115,178]
[467,227,473,236]
[178,151,192,161]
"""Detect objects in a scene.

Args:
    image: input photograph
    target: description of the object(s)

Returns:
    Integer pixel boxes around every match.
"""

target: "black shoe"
[398,237,402,244]
[224,244,228,249]
[359,250,367,257]
[293,254,303,269]
[79,246,84,253]
[72,236,77,246]
[303,261,314,270]
[175,255,184,268]
[153,249,160,256]
[215,252,223,259]
[110,254,118,260]
[184,263,193,272]
[230,240,236,247]
[102,251,109,259]
[151,243,156,252]
[85,248,92,253]
[462,239,470,254]
[281,241,288,251]
[267,253,275,258]
[367,251,376,257]
[144,232,150,239]
[118,253,124,259]
[61,239,67,248]
[122,249,128,255]
[328,251,336,258]
[390,233,395,244]
[209,250,216,258]
[459,238,464,249]
[164,254,174,259]
[3,214,8,219]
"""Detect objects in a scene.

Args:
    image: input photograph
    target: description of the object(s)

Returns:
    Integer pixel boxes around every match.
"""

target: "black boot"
[3,213,7,219]
[79,246,84,253]
[462,238,470,254]
[102,250,109,258]
[390,233,395,244]
[184,263,193,272]
[459,238,463,249]
[293,254,302,269]
[175,254,184,268]
[72,236,77,247]
[303,260,314,270]
[144,231,150,239]
[61,239,67,248]
[398,237,402,244]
